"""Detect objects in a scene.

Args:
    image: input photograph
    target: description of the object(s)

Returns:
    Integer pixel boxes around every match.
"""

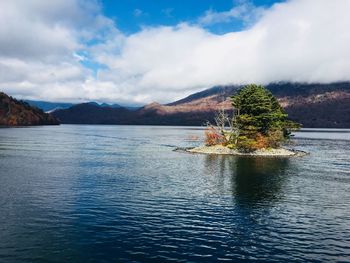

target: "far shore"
[175,145,308,157]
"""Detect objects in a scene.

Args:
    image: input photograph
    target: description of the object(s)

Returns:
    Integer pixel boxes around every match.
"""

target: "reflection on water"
[204,155,290,206]
[233,157,289,206]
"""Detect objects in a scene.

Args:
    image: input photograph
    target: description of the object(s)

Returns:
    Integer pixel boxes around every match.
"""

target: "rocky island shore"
[176,145,307,157]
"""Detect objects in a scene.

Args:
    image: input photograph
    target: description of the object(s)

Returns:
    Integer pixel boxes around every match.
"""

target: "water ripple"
[0,125,349,262]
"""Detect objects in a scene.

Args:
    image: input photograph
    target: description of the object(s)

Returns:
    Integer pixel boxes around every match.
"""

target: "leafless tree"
[206,108,240,145]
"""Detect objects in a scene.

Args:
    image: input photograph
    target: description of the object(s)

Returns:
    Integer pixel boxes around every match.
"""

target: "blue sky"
[1,0,349,104]
[101,0,283,34]
[79,0,285,75]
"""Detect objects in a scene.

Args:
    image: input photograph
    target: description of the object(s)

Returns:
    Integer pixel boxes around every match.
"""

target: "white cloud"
[0,0,115,61]
[198,0,265,26]
[91,0,350,103]
[0,0,116,102]
[1,0,350,104]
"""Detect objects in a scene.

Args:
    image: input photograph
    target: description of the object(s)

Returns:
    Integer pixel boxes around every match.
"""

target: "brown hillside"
[0,92,59,126]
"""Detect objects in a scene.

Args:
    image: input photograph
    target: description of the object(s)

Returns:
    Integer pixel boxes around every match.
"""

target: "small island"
[182,84,306,157]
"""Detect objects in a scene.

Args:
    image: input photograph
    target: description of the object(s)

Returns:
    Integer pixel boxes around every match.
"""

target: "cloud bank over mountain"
[0,0,350,104]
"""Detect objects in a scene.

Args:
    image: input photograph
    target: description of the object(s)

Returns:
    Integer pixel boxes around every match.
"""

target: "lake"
[0,125,349,262]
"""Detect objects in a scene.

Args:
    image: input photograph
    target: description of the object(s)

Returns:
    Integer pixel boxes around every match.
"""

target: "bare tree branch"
[206,108,240,145]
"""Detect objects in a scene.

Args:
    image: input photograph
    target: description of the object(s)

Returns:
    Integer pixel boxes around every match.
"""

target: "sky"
[0,0,349,105]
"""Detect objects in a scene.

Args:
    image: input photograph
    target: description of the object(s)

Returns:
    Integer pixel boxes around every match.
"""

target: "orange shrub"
[255,133,269,149]
[205,128,225,146]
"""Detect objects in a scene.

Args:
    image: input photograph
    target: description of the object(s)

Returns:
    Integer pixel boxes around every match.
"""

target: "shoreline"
[175,145,308,157]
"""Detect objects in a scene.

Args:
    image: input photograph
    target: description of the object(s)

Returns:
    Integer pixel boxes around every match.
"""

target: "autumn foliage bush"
[255,133,269,149]
[205,127,225,146]
[237,133,277,152]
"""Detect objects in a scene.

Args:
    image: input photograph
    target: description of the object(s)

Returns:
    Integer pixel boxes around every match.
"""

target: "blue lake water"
[0,125,349,262]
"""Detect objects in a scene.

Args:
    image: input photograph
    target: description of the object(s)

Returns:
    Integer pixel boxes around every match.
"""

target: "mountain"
[52,82,350,128]
[100,103,122,108]
[24,100,74,112]
[0,92,59,126]
[52,103,132,124]
[25,100,126,113]
[273,83,350,128]
[163,82,350,127]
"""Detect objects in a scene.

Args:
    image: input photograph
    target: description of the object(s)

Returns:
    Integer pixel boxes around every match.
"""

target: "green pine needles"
[232,84,300,151]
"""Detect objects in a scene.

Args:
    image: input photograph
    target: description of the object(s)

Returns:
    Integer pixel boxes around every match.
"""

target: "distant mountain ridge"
[0,92,59,126]
[52,82,350,128]
[25,100,74,112]
[52,102,132,124]
[25,100,126,112]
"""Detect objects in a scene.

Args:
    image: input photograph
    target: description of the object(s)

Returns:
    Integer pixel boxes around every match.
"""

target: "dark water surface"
[0,125,349,262]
